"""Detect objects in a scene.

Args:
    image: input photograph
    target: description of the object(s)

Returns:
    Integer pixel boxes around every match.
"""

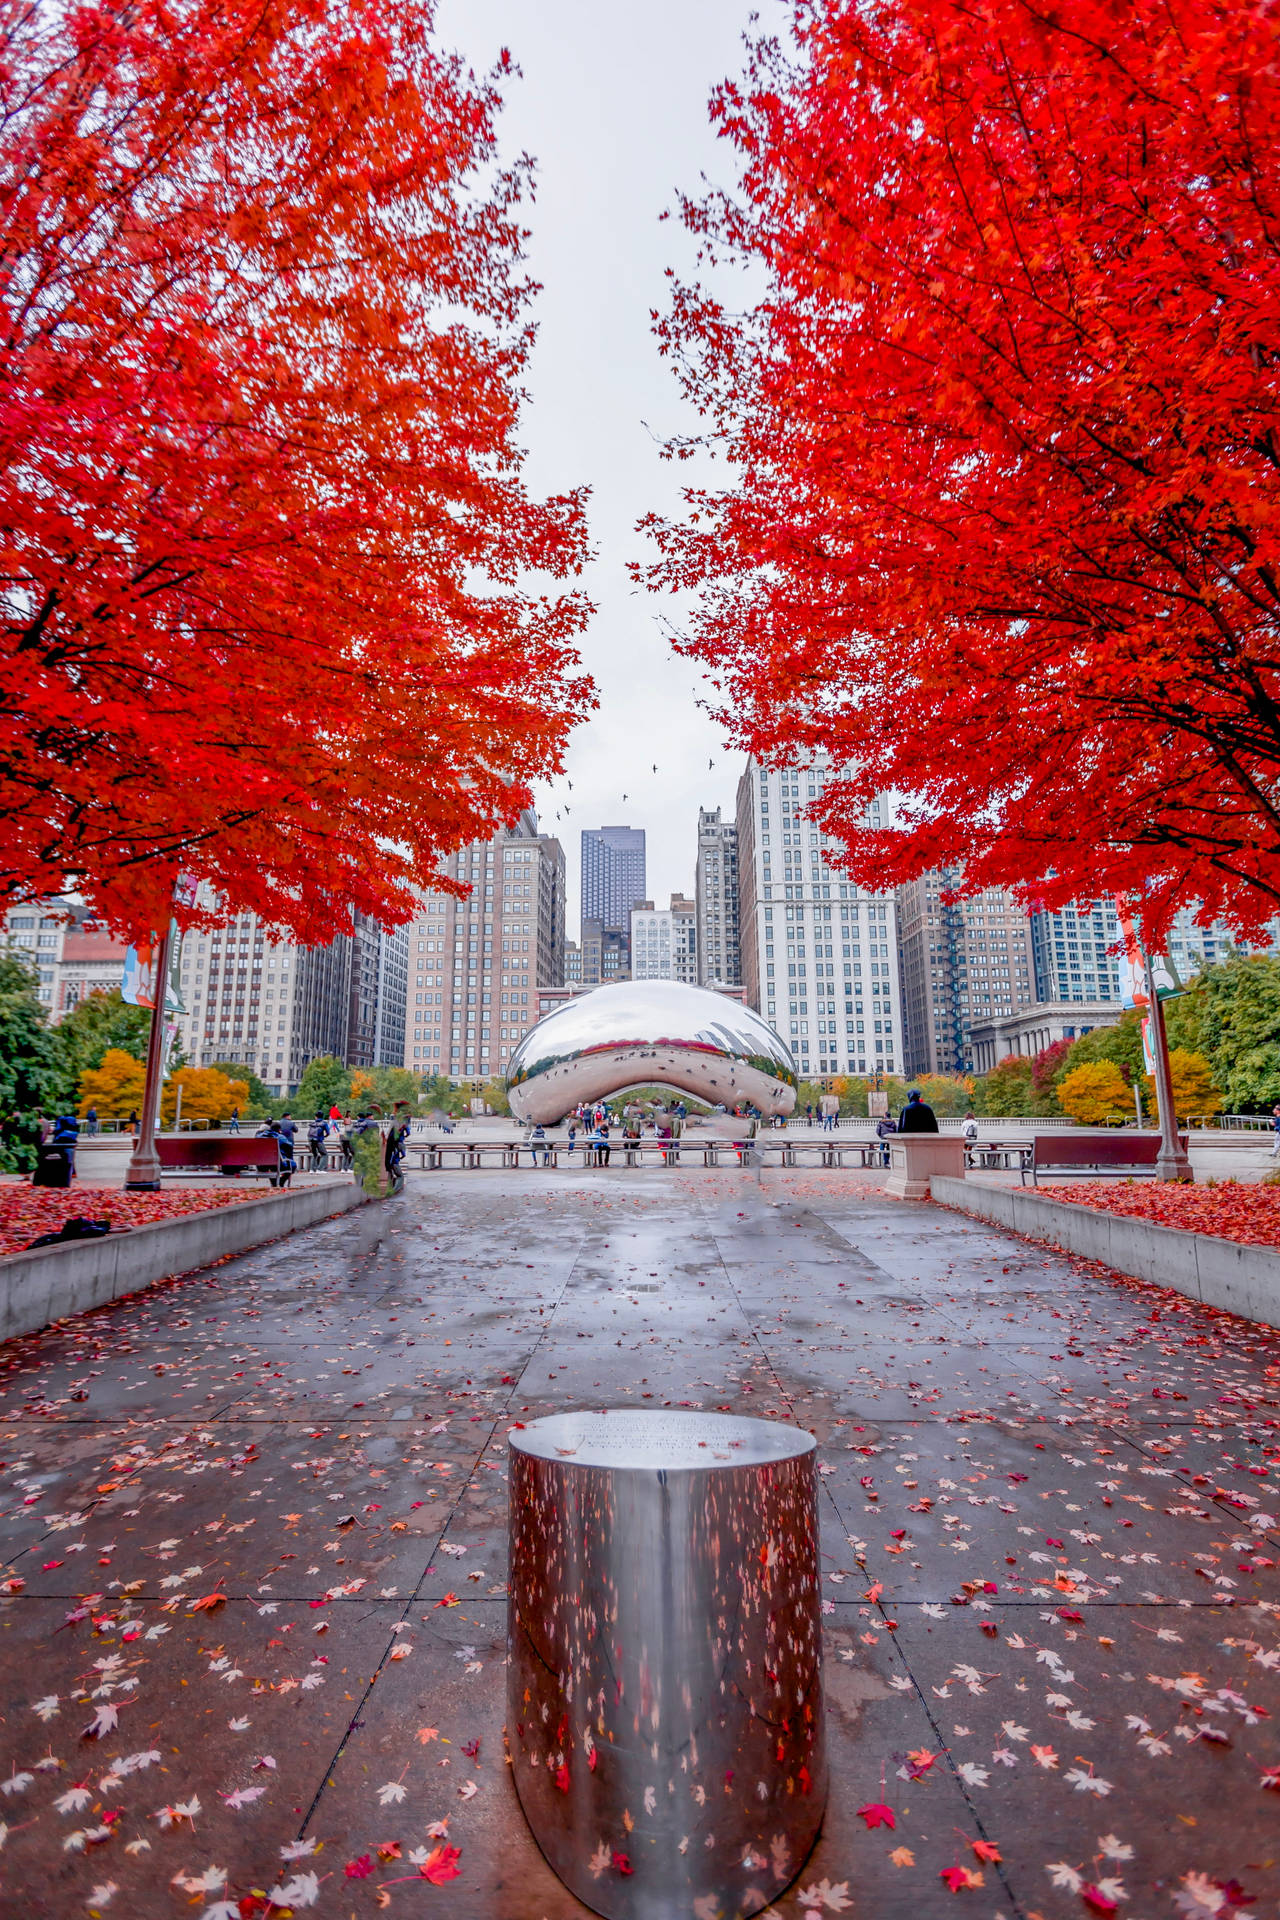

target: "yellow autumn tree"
[161,1067,249,1128]
[1058,1060,1131,1125]
[1144,1048,1222,1123]
[78,1047,145,1119]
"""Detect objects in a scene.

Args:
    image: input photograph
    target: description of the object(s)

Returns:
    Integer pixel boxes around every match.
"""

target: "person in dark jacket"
[898,1089,939,1134]
[33,1111,78,1187]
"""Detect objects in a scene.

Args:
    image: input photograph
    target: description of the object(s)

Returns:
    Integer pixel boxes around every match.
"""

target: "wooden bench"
[156,1136,282,1177]
[1020,1133,1185,1187]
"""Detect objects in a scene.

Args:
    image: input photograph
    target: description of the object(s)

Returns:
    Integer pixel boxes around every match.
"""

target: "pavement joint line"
[294,1204,586,1840]
[697,1193,1028,1912]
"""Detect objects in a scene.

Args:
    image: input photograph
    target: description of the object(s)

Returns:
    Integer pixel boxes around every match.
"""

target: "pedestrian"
[566,1116,577,1154]
[820,1091,839,1132]
[127,1108,138,1138]
[33,1110,78,1187]
[85,1104,99,1137]
[276,1110,297,1155]
[1271,1104,1280,1158]
[805,1102,813,1122]
[529,1122,551,1167]
[228,1106,240,1134]
[307,1114,328,1171]
[898,1089,939,1134]
[385,1103,412,1187]
[874,1114,896,1166]
[962,1109,979,1163]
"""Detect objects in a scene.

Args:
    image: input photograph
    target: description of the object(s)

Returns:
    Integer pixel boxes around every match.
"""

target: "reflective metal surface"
[508,1410,826,1920]
[506,981,798,1125]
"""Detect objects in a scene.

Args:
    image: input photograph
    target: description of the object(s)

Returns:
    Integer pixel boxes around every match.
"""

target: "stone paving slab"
[2,1166,1280,1920]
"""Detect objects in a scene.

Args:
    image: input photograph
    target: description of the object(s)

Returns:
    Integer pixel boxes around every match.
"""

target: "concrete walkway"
[1,1167,1279,1919]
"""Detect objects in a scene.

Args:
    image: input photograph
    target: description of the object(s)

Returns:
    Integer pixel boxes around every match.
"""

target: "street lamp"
[1143,948,1192,1182]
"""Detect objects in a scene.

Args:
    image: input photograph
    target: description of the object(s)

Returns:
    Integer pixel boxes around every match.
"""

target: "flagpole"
[1143,950,1192,1182]
[124,924,173,1191]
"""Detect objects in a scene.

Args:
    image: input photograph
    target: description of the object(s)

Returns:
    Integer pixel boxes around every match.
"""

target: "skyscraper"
[736,755,903,1079]
[631,895,698,983]
[695,807,741,987]
[896,875,1036,1076]
[403,812,565,1081]
[580,826,646,959]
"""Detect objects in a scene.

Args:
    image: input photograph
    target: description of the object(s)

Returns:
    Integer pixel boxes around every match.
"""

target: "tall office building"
[897,876,1036,1076]
[695,807,741,986]
[1031,901,1123,1004]
[348,913,409,1071]
[580,825,647,961]
[178,908,357,1094]
[403,812,565,1081]
[736,755,903,1079]
[631,894,697,984]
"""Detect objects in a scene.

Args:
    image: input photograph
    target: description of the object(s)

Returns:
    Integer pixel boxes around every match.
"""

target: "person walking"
[228,1106,240,1134]
[84,1105,99,1137]
[127,1108,138,1138]
[898,1089,939,1134]
[962,1109,979,1164]
[820,1091,839,1132]
[1270,1104,1280,1157]
[307,1114,328,1172]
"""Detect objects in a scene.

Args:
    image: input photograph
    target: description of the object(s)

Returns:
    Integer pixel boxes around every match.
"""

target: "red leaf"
[857,1801,896,1829]
[419,1844,462,1886]
[344,1855,375,1880]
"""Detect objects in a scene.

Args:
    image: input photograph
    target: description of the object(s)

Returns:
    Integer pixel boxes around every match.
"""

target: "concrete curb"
[930,1175,1280,1328]
[0,1184,370,1343]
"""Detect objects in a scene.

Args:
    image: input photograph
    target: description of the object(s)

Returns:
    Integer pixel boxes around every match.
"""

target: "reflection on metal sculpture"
[508,1410,827,1920]
[505,980,798,1125]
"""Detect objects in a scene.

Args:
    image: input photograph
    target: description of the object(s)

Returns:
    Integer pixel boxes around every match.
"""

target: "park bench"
[156,1136,282,1178]
[1019,1132,1184,1187]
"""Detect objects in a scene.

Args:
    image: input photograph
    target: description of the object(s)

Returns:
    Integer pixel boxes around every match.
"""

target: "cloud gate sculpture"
[505,980,798,1124]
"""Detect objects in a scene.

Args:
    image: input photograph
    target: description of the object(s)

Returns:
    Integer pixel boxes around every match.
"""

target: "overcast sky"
[435,0,764,930]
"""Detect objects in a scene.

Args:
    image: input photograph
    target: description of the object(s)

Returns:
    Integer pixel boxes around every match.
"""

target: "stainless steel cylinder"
[507,1410,826,1920]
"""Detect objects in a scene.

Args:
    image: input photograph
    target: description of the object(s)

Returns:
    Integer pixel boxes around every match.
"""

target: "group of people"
[524,1100,690,1167]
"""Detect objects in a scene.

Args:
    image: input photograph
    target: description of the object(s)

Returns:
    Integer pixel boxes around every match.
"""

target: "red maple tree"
[0,0,593,941]
[643,0,1280,944]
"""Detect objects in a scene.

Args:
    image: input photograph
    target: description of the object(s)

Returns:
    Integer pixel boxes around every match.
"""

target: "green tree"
[0,953,62,1170]
[1194,954,1280,1112]
[480,1076,511,1117]
[208,1061,277,1120]
[1059,1060,1131,1125]
[974,1054,1033,1116]
[293,1055,352,1117]
[53,987,150,1095]
[914,1073,973,1118]
[363,1066,424,1112]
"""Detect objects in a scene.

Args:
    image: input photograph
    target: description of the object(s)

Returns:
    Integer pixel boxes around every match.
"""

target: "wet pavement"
[1,1167,1279,1920]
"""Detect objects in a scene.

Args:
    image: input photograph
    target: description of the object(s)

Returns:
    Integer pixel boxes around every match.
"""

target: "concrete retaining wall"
[0,1184,368,1343]
[931,1176,1280,1328]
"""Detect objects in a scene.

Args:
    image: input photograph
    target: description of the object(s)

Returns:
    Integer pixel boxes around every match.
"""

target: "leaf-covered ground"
[0,1187,261,1258]
[1,1168,1279,1920]
[1039,1180,1280,1248]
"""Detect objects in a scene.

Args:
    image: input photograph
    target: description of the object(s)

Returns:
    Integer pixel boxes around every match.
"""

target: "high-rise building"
[736,755,903,1079]
[580,825,646,961]
[580,919,629,985]
[631,894,697,983]
[1030,901,1122,1004]
[403,812,565,1082]
[563,940,583,986]
[3,901,67,1007]
[346,913,409,1071]
[897,876,1036,1076]
[695,807,740,987]
[178,908,354,1093]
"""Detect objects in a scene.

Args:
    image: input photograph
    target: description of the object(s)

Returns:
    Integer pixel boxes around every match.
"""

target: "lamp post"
[1144,949,1192,1182]
[124,924,172,1191]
